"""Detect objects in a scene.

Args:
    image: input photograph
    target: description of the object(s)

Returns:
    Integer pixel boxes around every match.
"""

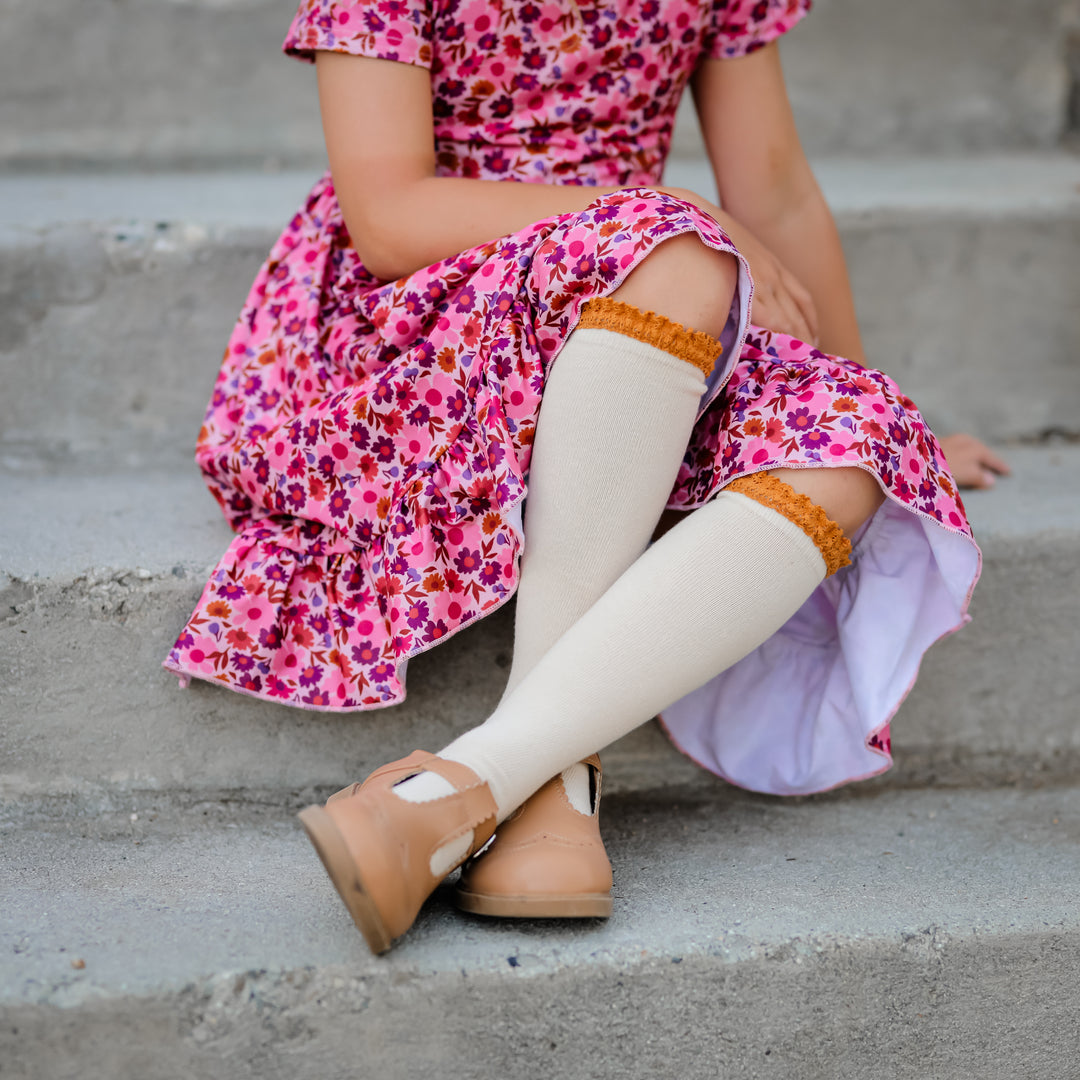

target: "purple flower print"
[786,407,815,431]
[800,429,831,451]
[454,547,481,575]
[298,663,323,688]
[405,599,430,628]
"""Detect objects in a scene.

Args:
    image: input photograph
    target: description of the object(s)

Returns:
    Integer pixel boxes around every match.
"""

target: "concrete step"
[0,0,1071,172]
[2,784,1078,1078]
[2,446,1078,806]
[1,157,1077,474]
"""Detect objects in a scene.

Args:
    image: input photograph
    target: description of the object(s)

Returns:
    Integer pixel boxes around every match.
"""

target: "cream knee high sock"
[503,319,712,697]
[396,321,710,828]
[439,489,832,821]
[393,305,719,829]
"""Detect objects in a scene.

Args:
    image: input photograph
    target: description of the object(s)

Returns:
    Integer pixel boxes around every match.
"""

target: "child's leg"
[436,473,858,822]
[504,235,737,697]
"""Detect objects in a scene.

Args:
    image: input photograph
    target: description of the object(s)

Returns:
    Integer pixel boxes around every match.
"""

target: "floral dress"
[164,0,981,796]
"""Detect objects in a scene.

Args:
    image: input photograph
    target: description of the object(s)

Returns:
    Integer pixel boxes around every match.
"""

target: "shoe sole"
[297,804,393,955]
[454,888,613,919]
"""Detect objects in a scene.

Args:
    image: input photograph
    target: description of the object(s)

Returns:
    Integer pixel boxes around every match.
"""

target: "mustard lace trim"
[728,473,852,578]
[578,297,720,378]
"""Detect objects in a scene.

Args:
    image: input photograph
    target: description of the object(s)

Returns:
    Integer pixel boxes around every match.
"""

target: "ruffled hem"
[657,484,981,796]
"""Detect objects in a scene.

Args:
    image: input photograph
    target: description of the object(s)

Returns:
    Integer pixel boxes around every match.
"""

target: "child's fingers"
[978,445,1011,477]
[753,284,814,343]
[937,433,1010,489]
[782,269,819,344]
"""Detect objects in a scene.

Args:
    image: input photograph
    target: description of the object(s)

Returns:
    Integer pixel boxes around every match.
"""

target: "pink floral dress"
[164,0,981,796]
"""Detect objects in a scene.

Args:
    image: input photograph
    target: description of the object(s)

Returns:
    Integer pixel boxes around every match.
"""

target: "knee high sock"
[386,298,721,822]
[438,476,851,823]
[504,300,720,814]
[503,298,722,698]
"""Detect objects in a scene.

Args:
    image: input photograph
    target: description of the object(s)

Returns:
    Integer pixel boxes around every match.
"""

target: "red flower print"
[765,418,785,442]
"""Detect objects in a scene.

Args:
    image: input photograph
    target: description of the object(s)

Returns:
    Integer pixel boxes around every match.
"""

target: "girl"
[165,0,985,953]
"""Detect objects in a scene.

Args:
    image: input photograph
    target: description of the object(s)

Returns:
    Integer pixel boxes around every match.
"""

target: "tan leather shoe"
[453,754,613,918]
[298,751,497,954]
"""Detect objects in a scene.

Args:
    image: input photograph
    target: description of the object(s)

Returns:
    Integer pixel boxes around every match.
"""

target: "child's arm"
[691,45,863,363]
[692,46,1010,489]
[316,52,621,280]
[317,50,813,343]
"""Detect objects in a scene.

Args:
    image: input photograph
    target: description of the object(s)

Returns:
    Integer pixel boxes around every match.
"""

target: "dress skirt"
[164,176,981,797]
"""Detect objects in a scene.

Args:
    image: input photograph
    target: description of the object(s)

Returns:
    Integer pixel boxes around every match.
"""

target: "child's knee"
[610,231,737,341]
[769,466,885,540]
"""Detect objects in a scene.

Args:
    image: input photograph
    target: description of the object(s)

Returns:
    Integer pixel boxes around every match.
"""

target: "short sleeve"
[283,0,434,69]
[706,0,811,61]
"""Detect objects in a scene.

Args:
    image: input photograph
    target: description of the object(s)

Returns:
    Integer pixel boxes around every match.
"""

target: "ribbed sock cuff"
[578,297,721,378]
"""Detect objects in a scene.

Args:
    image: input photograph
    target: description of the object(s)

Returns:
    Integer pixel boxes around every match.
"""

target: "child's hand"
[937,433,1011,490]
[661,186,818,344]
[740,235,819,346]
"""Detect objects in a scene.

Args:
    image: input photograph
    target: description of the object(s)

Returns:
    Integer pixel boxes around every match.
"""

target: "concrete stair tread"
[2,155,1077,236]
[2,446,1076,584]
[4,783,1077,1001]
[3,784,1078,1076]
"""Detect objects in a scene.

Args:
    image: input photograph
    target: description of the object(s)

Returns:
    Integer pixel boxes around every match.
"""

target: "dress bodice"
[427,0,712,187]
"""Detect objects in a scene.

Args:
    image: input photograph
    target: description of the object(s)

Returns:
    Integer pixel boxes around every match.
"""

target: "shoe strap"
[420,756,498,849]
[360,749,435,787]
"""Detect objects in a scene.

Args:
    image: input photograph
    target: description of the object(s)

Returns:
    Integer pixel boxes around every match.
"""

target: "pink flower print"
[241,575,264,596]
[266,677,291,700]
[484,149,511,174]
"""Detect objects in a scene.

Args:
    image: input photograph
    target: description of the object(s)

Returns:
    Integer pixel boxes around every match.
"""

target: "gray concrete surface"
[2,785,1078,1078]
[2,447,1078,805]
[0,0,1071,171]
[2,157,1077,473]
